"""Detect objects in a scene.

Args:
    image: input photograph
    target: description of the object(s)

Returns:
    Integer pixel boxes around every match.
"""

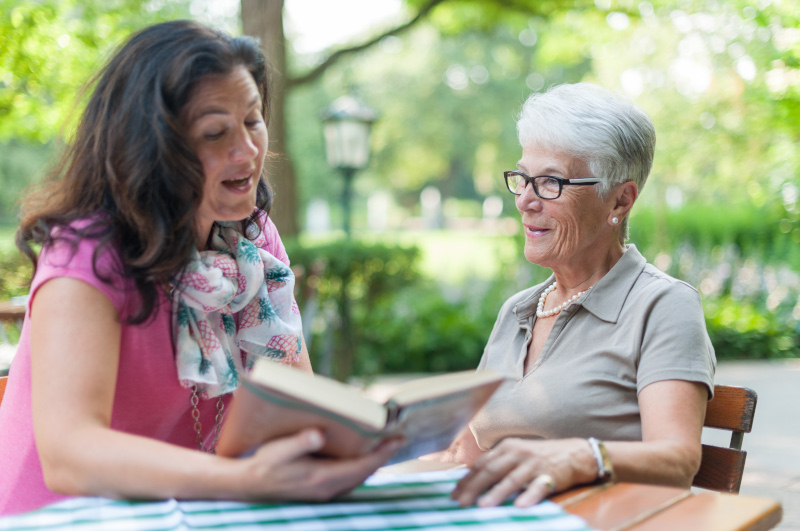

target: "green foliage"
[0,250,31,300]
[295,0,800,237]
[284,203,800,378]
[2,0,799,373]
[355,279,504,376]
[706,327,799,360]
[705,297,799,359]
[285,239,422,380]
[287,239,422,308]
[406,0,595,34]
[629,204,800,274]
[0,0,194,223]
[0,0,191,142]
[0,142,56,223]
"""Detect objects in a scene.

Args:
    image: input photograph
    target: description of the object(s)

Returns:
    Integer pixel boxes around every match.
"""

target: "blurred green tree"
[0,0,192,141]
[240,0,589,235]
[0,0,193,222]
[287,0,800,242]
[2,0,799,238]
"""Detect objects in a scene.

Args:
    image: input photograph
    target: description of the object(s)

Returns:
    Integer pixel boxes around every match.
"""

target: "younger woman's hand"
[239,428,404,501]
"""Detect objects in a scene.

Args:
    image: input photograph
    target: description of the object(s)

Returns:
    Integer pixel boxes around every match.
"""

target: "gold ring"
[531,474,557,494]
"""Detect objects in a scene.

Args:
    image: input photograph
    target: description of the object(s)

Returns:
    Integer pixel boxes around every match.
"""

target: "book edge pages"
[246,359,387,430]
[241,379,389,438]
[388,369,504,406]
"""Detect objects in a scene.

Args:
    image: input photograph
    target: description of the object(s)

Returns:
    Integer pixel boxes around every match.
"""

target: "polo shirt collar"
[581,244,646,323]
[513,275,555,324]
[512,245,646,325]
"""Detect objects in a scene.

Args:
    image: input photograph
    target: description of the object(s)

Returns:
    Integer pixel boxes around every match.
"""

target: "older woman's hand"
[451,437,596,508]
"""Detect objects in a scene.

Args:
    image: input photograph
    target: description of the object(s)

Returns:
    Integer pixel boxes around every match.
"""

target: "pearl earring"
[611,217,619,225]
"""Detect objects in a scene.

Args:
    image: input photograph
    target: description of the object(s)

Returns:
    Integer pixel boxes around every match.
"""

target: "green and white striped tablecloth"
[0,469,594,530]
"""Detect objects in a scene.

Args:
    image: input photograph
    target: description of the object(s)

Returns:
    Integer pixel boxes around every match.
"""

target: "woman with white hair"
[443,83,716,508]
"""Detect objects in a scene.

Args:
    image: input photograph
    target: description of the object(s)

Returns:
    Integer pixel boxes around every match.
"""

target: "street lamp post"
[321,95,379,238]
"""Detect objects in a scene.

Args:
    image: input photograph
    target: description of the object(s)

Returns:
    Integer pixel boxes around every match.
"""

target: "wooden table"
[380,460,783,531]
[556,483,782,531]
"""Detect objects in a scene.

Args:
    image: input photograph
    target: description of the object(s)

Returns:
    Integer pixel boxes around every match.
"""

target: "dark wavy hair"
[16,20,273,323]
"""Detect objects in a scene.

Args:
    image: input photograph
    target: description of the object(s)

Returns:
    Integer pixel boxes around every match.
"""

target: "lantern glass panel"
[324,119,371,170]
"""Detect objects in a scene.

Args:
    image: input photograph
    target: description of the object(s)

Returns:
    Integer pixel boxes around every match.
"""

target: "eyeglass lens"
[508,173,561,199]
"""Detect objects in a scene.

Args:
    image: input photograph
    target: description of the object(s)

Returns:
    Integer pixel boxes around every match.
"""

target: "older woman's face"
[516,146,616,270]
[183,65,267,240]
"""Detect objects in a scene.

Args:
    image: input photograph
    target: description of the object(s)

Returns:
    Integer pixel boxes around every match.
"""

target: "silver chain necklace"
[190,385,225,454]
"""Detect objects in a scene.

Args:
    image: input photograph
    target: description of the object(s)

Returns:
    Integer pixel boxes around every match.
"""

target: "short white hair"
[517,82,656,197]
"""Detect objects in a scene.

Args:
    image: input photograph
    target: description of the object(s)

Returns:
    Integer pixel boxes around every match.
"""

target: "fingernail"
[307,430,323,449]
[477,495,495,508]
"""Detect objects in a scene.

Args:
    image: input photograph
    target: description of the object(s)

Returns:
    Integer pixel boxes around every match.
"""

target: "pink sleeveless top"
[0,213,288,516]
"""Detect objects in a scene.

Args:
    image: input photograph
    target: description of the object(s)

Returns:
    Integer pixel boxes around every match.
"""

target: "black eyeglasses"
[503,170,600,200]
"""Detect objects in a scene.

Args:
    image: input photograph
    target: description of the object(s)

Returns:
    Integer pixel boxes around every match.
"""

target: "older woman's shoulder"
[638,262,701,300]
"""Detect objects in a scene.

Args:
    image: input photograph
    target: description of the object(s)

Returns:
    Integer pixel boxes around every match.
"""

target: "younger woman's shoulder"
[32,217,129,314]
[39,218,120,273]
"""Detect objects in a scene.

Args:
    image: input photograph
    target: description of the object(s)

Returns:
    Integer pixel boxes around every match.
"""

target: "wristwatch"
[587,437,615,483]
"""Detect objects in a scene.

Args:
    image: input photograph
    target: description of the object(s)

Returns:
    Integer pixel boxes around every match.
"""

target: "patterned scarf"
[172,222,303,399]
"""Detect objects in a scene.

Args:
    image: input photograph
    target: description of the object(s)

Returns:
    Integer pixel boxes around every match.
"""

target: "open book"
[217,360,504,464]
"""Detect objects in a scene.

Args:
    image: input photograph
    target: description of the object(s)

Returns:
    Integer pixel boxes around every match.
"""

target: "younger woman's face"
[182,65,268,243]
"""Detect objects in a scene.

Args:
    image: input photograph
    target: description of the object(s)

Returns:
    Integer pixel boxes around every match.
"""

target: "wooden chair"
[0,375,7,409]
[692,384,757,494]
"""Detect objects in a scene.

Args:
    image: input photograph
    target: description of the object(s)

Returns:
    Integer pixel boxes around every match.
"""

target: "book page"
[383,375,502,464]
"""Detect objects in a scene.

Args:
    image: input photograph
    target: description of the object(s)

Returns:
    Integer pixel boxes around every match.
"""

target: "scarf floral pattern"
[172,221,302,399]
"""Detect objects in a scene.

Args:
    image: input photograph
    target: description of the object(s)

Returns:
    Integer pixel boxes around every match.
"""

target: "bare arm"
[601,380,706,486]
[421,425,485,466]
[451,379,707,507]
[32,278,399,501]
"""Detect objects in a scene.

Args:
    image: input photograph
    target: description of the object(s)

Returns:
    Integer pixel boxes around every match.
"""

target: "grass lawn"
[373,230,520,282]
[303,229,522,283]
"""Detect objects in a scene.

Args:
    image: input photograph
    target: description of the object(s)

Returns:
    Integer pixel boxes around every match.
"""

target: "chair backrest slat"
[693,445,747,493]
[0,375,7,409]
[692,384,757,494]
[703,385,757,433]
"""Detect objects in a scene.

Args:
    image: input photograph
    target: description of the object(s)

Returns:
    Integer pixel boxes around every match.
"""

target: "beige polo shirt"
[470,245,716,449]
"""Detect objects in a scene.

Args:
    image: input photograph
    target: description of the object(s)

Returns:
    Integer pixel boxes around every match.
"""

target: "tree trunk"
[241,0,299,236]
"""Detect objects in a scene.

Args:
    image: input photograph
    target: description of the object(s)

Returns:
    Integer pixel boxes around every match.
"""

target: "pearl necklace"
[536,281,590,318]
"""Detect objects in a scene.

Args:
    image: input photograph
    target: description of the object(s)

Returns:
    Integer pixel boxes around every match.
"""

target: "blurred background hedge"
[281,202,800,380]
[2,202,798,381]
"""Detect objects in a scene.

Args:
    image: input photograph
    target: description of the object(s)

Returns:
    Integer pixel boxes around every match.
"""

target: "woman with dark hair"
[0,20,400,516]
